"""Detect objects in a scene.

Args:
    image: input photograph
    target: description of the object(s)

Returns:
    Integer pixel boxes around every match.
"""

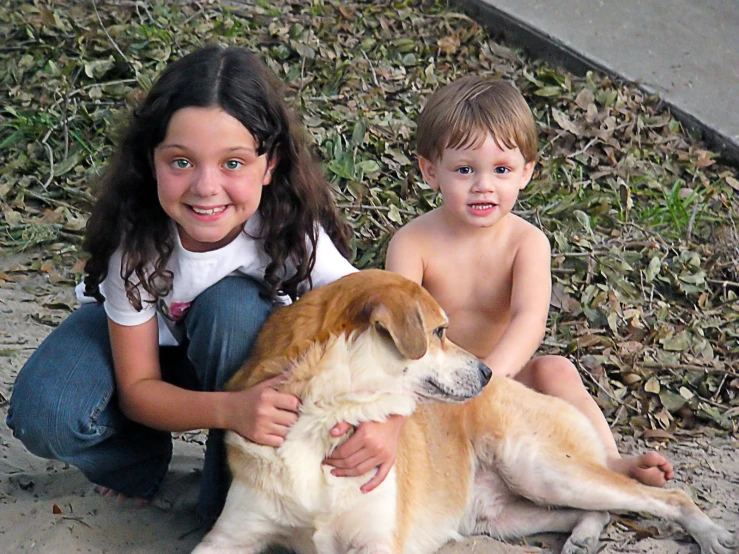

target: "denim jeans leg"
[184,276,275,523]
[6,303,172,498]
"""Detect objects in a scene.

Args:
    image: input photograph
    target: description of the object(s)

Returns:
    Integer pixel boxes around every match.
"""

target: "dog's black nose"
[478,362,492,386]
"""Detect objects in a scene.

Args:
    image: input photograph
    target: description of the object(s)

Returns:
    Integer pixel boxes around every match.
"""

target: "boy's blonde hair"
[417,76,538,164]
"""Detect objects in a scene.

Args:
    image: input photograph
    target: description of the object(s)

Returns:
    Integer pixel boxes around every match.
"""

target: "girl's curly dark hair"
[83,45,352,308]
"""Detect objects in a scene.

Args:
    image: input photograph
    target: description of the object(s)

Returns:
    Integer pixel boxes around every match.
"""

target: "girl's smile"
[190,205,228,217]
[154,106,275,253]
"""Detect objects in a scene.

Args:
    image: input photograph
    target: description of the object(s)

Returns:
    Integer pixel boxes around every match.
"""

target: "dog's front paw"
[561,533,599,554]
[561,511,608,554]
[695,526,739,554]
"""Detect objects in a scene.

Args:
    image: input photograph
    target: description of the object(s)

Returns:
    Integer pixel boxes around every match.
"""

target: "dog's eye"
[434,326,446,340]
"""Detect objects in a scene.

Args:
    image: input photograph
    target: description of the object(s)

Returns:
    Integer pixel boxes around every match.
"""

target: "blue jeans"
[6,276,274,524]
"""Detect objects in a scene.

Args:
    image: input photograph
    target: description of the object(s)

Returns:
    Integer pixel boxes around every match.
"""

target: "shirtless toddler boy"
[386,76,673,487]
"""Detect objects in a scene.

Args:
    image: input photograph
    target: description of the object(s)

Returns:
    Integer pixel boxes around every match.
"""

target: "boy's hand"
[231,375,300,447]
[324,415,406,493]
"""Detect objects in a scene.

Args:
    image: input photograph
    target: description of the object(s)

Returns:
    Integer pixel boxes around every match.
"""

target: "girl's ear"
[418,157,440,190]
[519,161,536,190]
[262,155,279,186]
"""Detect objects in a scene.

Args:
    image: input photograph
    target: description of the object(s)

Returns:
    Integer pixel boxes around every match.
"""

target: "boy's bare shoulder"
[387,210,444,278]
[508,213,550,252]
[390,209,442,243]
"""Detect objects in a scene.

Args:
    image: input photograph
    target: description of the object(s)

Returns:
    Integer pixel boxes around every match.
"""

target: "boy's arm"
[385,227,424,284]
[482,228,552,378]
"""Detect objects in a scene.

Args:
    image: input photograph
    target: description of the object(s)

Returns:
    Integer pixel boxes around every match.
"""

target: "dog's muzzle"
[420,360,493,403]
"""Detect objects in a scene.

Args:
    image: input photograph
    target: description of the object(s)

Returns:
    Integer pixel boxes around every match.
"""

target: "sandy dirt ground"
[1,251,737,553]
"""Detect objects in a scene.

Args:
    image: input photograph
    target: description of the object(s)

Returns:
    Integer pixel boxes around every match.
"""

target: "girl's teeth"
[192,206,226,215]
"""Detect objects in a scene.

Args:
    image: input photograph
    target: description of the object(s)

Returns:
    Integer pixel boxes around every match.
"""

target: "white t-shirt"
[75,215,357,345]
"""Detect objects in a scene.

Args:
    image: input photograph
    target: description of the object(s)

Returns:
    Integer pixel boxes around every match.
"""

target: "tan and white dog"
[193,270,737,554]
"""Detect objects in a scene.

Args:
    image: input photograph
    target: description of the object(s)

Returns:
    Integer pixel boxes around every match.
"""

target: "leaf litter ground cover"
[1,0,738,460]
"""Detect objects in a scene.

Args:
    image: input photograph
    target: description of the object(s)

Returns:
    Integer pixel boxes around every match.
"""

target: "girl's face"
[153,107,276,252]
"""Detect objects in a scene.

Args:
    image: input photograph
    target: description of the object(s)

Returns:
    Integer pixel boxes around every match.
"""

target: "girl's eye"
[172,159,191,169]
[457,166,473,175]
[494,166,510,174]
[224,160,243,170]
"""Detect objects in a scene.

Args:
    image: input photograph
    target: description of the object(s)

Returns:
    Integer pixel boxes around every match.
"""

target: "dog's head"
[230,270,491,405]
[352,271,492,403]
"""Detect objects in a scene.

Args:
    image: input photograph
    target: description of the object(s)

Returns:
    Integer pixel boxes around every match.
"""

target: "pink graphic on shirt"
[167,301,191,322]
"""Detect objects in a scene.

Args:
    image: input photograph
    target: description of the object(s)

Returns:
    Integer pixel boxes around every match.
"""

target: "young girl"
[6,45,404,524]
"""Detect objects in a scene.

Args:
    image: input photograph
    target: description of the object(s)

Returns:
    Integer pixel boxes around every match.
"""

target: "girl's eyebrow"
[156,144,259,154]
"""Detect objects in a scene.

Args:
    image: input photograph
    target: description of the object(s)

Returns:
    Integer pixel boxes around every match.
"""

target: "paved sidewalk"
[456,0,739,165]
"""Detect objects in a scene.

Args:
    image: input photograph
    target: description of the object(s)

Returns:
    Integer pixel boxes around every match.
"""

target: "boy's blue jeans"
[6,276,274,524]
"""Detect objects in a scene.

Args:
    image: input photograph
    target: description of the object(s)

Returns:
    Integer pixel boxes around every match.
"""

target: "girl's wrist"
[213,390,237,431]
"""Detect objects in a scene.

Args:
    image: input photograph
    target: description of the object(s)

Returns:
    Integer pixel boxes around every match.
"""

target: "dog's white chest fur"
[228,411,388,512]
[222,404,406,554]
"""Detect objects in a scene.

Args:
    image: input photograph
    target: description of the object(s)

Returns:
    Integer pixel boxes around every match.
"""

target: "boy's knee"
[528,355,583,392]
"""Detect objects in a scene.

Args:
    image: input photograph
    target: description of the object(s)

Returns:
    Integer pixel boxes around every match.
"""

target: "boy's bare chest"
[423,247,514,316]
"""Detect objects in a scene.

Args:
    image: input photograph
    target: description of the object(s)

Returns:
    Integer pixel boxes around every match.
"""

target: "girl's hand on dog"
[324,415,406,493]
[231,375,300,447]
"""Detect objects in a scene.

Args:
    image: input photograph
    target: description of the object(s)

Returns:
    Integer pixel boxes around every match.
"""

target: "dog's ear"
[366,297,428,360]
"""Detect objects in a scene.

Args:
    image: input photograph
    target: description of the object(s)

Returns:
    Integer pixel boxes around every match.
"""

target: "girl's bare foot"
[608,451,674,487]
[95,485,149,507]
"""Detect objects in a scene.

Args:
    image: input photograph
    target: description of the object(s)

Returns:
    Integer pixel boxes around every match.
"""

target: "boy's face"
[419,134,534,230]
